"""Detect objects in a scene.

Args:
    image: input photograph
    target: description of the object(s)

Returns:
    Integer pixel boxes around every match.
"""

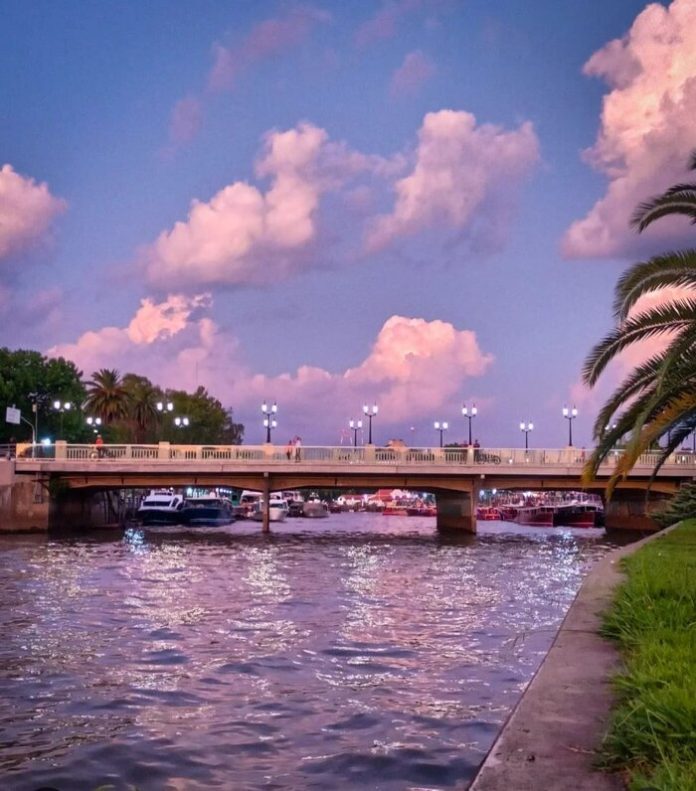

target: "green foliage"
[653,482,696,528]
[1,348,245,445]
[601,521,696,789]
[0,348,86,442]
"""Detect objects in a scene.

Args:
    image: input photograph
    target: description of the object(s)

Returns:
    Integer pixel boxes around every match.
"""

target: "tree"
[0,349,85,442]
[583,150,696,493]
[122,374,160,443]
[83,369,130,428]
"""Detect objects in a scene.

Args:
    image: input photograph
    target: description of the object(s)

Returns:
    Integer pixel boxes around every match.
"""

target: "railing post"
[55,440,67,460]
[158,442,170,460]
[365,444,376,464]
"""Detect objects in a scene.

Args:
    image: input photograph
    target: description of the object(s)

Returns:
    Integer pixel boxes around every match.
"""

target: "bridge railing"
[13,442,696,471]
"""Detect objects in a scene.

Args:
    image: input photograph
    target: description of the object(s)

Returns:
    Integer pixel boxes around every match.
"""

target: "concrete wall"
[51,488,122,531]
[604,489,667,531]
[0,463,49,532]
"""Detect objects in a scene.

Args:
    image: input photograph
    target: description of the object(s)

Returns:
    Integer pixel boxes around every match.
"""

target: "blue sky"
[2,0,694,447]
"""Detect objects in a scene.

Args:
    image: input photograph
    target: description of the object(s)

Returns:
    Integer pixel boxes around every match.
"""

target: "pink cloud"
[355,0,423,48]
[145,121,391,289]
[365,109,539,252]
[47,298,493,441]
[208,6,330,92]
[167,96,203,146]
[390,50,436,96]
[0,164,66,260]
[563,0,696,259]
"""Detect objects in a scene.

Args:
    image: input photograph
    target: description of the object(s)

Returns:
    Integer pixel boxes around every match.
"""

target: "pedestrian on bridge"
[285,438,294,461]
[294,436,302,462]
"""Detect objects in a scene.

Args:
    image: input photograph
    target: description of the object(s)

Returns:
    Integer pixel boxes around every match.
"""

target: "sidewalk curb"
[469,525,679,791]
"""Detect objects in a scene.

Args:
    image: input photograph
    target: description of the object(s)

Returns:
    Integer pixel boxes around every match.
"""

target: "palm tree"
[84,368,130,425]
[123,374,160,443]
[583,150,696,492]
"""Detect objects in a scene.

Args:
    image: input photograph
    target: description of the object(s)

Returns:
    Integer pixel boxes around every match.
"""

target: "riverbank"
[600,518,696,790]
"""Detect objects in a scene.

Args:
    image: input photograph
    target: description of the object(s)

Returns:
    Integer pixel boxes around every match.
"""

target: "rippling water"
[0,515,635,790]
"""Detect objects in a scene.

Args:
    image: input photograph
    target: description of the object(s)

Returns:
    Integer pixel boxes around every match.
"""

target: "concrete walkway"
[469,530,671,791]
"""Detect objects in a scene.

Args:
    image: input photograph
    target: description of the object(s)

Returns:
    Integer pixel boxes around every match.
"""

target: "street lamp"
[563,405,578,447]
[349,419,362,447]
[261,401,278,443]
[520,421,534,450]
[156,401,174,414]
[53,399,72,439]
[434,420,448,448]
[363,404,378,444]
[86,416,102,434]
[174,416,190,428]
[462,403,477,446]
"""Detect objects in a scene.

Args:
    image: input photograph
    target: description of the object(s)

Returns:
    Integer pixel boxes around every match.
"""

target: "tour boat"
[514,506,555,526]
[181,493,236,526]
[302,499,330,518]
[137,490,186,524]
[476,506,501,521]
[251,496,289,522]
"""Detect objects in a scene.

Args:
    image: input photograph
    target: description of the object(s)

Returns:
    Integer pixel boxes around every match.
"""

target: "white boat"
[251,496,289,522]
[302,499,329,518]
[137,490,186,524]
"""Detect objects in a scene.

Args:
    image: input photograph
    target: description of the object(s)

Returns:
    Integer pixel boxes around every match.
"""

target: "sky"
[1,0,695,448]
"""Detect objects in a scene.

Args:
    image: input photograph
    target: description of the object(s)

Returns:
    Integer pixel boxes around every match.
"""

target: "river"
[0,514,637,790]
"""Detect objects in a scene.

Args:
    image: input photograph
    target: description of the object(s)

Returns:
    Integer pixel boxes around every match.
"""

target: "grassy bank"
[601,519,696,790]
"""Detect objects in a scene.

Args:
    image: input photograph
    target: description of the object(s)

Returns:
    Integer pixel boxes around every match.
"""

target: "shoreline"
[469,527,674,791]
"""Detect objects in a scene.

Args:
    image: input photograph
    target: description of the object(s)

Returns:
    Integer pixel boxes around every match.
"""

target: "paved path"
[469,531,671,791]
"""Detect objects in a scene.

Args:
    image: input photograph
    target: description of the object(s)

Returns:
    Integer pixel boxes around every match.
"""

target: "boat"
[476,506,501,521]
[553,503,603,527]
[137,489,186,524]
[251,496,289,522]
[302,499,330,518]
[236,490,262,519]
[181,493,236,526]
[281,491,306,517]
[514,506,555,526]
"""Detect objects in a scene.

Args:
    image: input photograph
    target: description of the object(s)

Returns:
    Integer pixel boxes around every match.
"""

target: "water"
[0,514,636,790]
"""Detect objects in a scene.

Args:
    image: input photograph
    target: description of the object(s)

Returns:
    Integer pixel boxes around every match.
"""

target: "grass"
[601,519,696,790]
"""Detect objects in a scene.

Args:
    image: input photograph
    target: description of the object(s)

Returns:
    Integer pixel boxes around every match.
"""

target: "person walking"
[95,433,105,459]
[285,438,294,461]
[294,436,302,462]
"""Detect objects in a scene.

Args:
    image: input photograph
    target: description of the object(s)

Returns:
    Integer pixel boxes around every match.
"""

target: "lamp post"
[174,416,190,429]
[156,400,174,414]
[563,405,578,447]
[520,421,534,450]
[363,404,378,444]
[53,399,72,439]
[261,401,278,443]
[462,403,477,446]
[349,419,362,447]
[86,416,102,434]
[434,421,448,448]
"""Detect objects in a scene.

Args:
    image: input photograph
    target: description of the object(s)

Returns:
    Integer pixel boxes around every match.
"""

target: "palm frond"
[630,193,696,231]
[582,300,696,386]
[613,249,696,321]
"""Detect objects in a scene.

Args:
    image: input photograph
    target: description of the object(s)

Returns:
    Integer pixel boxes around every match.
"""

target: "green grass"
[601,519,696,790]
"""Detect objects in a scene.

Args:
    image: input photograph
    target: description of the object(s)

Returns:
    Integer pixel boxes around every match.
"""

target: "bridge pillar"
[261,474,270,533]
[605,490,667,531]
[436,489,477,533]
[0,466,49,532]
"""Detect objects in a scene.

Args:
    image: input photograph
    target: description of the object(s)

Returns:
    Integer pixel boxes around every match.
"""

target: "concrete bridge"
[3,442,695,533]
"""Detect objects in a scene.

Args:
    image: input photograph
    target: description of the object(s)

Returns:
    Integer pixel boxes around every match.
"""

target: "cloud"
[167,96,203,147]
[48,298,493,441]
[145,121,394,289]
[390,50,436,96]
[365,109,539,252]
[355,0,424,48]
[0,164,66,260]
[563,0,696,259]
[208,6,330,92]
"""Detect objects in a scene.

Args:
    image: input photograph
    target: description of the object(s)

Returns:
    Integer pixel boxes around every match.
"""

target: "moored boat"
[181,493,236,526]
[302,500,330,518]
[251,496,289,522]
[137,490,186,524]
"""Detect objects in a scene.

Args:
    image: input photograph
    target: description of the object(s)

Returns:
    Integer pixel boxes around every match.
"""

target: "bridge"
[5,441,695,533]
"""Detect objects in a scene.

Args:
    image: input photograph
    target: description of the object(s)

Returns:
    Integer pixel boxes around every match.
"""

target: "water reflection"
[0,516,637,790]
